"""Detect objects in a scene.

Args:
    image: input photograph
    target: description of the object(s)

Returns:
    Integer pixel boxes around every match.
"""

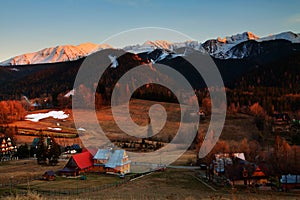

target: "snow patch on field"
[48,127,62,131]
[25,111,69,122]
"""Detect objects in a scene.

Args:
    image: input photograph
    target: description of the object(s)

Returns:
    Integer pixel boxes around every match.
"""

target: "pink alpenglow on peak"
[0,43,112,66]
[1,31,299,65]
[217,32,259,44]
[247,32,260,40]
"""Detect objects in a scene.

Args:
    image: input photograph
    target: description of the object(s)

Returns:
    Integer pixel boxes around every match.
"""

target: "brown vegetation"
[0,101,25,125]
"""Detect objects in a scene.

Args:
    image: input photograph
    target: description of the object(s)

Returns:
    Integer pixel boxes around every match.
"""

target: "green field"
[2,168,300,200]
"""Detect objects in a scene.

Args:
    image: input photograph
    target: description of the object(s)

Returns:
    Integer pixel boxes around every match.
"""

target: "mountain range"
[0,31,299,113]
[1,31,299,66]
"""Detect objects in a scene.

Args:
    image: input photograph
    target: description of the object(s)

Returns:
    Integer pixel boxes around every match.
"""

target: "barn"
[43,170,56,181]
[59,151,93,176]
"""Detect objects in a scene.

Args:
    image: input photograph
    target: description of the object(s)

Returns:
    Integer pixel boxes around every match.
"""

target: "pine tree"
[47,137,61,166]
[36,132,47,165]
[17,143,30,159]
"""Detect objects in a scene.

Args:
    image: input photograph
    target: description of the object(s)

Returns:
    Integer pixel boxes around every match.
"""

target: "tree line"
[0,100,25,124]
[197,134,300,176]
[17,132,61,165]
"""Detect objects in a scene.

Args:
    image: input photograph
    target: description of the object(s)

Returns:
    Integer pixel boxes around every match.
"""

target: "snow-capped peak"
[142,40,174,50]
[247,32,260,40]
[124,40,201,54]
[0,43,112,66]
[1,31,299,66]
[217,32,259,44]
[202,31,300,59]
[258,31,300,43]
[77,42,112,54]
[123,40,175,54]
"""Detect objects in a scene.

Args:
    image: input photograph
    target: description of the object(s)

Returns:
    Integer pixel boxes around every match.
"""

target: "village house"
[280,174,300,191]
[59,151,93,176]
[213,153,246,175]
[31,137,51,149]
[93,148,131,175]
[59,148,131,176]
[272,112,290,125]
[251,166,268,185]
[209,153,269,186]
[271,112,291,133]
[225,157,251,186]
[42,170,56,181]
[92,149,110,172]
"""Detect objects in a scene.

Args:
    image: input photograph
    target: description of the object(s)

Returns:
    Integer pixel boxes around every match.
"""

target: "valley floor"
[1,167,299,200]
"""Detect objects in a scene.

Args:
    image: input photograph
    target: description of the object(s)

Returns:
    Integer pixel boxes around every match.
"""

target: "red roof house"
[59,151,93,176]
[252,166,266,178]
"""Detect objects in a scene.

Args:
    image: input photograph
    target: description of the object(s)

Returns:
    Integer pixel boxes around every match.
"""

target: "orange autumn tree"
[249,102,266,117]
[0,100,26,124]
[268,136,293,176]
[250,102,267,132]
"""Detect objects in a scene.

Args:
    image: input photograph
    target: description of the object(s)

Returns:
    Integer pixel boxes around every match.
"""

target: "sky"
[0,0,300,61]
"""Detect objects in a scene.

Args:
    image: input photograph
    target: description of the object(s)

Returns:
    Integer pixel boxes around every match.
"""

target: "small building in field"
[43,170,56,181]
[251,166,267,185]
[31,137,51,148]
[59,151,93,176]
[226,160,269,186]
[214,153,246,175]
[210,153,271,187]
[93,149,110,173]
[225,157,252,186]
[272,112,290,125]
[93,149,131,175]
[280,174,300,190]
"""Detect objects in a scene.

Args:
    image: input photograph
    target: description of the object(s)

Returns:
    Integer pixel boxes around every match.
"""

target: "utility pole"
[10,176,13,194]
[28,145,30,159]
[77,176,79,195]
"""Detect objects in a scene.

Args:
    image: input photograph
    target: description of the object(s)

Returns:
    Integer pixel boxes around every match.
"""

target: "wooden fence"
[4,171,153,197]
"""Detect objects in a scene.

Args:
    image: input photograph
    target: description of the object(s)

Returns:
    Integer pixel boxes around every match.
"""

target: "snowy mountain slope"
[123,40,202,54]
[1,31,299,66]
[202,32,260,59]
[0,40,202,66]
[0,43,112,66]
[258,31,300,43]
[202,31,300,59]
